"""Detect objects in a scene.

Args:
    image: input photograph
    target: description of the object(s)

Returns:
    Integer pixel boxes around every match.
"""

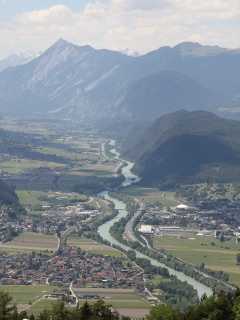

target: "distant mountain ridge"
[0,39,239,121]
[126,110,240,185]
[118,71,222,121]
[0,52,37,72]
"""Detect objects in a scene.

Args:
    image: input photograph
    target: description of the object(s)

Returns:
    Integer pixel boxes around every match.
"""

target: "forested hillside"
[126,110,240,186]
[0,179,19,206]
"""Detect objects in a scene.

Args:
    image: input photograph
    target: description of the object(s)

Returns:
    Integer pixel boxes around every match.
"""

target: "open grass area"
[153,235,240,286]
[30,289,150,316]
[0,285,58,305]
[0,232,57,253]
[68,237,124,257]
[74,288,150,309]
[0,159,65,174]
[30,299,58,315]
[123,187,179,207]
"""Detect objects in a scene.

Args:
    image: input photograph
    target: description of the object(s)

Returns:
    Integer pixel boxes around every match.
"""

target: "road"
[69,282,78,307]
[124,199,145,245]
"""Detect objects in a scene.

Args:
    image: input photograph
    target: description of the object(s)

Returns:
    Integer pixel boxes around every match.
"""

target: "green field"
[74,288,150,309]
[17,190,89,212]
[35,146,82,161]
[0,159,65,174]
[30,299,58,315]
[123,187,179,207]
[30,288,150,316]
[0,285,58,305]
[68,237,124,257]
[153,235,240,286]
[0,232,57,253]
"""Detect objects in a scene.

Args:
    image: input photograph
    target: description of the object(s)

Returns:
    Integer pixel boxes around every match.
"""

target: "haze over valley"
[1,1,240,319]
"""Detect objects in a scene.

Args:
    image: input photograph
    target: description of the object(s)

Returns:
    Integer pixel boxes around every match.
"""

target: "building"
[138,225,154,234]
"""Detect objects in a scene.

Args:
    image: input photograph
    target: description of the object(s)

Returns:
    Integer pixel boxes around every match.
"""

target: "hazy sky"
[0,0,240,58]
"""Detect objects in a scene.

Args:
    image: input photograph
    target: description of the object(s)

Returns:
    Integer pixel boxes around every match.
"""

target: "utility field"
[68,237,124,257]
[153,235,240,286]
[0,232,57,253]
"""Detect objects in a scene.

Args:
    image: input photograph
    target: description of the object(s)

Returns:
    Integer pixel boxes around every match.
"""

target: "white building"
[175,203,190,210]
[138,224,154,234]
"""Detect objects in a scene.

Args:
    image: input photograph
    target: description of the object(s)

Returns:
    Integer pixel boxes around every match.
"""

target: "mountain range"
[0,52,37,73]
[125,110,240,185]
[0,39,239,121]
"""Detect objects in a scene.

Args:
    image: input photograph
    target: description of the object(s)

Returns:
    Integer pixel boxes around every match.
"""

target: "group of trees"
[148,291,240,320]
[3,290,240,320]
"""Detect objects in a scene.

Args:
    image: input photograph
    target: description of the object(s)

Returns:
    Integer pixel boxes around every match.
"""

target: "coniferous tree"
[0,291,17,320]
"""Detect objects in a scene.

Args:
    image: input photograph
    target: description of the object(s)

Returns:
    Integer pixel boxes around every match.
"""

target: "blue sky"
[0,0,239,58]
[0,0,89,19]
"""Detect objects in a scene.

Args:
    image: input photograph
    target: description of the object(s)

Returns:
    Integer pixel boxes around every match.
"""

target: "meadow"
[29,288,150,316]
[153,235,240,286]
[122,187,179,207]
[0,158,65,174]
[0,285,58,305]
[0,232,57,253]
[68,237,124,257]
[74,288,150,309]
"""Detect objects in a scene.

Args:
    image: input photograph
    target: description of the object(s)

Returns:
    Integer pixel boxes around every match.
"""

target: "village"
[0,246,143,289]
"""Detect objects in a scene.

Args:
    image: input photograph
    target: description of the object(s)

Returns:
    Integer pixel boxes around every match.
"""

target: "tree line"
[3,290,240,320]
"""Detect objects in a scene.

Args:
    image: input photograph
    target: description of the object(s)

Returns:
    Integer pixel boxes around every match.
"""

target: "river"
[98,144,212,299]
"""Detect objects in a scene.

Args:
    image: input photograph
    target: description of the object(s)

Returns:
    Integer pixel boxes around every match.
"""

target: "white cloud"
[17,5,74,25]
[0,0,240,58]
